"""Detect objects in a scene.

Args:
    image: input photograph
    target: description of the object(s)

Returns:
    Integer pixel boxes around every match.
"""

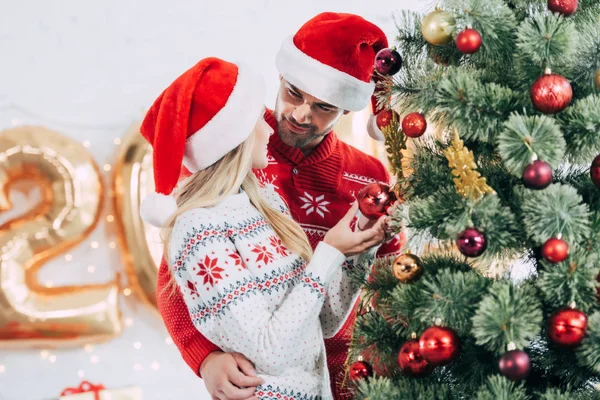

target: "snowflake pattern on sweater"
[169,187,373,400]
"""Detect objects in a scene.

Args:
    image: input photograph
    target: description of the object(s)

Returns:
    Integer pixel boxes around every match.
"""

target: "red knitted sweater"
[157,111,404,399]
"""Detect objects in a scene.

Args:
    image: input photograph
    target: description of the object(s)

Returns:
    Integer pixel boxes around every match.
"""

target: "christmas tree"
[347,0,600,398]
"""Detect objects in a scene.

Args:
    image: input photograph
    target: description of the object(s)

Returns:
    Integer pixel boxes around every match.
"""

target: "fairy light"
[83,141,91,148]
[151,362,160,371]
[123,288,132,296]
[45,281,54,288]
[40,350,49,360]
[49,355,57,363]
[84,344,94,353]
[78,370,85,378]
[106,215,115,223]
[125,318,133,327]
[91,241,99,249]
[0,365,5,374]
[103,164,112,172]
[90,355,99,364]
[65,254,73,261]
[108,241,117,249]
[133,363,142,371]
[165,337,173,345]
[88,265,95,273]
[114,138,122,145]
[133,342,142,350]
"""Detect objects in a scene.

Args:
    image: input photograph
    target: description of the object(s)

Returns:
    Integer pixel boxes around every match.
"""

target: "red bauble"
[531,72,572,114]
[376,109,398,130]
[591,154,600,189]
[456,28,482,54]
[548,0,578,15]
[419,326,460,366]
[542,237,569,264]
[357,182,397,219]
[398,339,433,377]
[523,160,553,190]
[457,228,487,257]
[499,350,531,381]
[375,48,403,76]
[348,360,373,381]
[548,308,587,347]
[402,113,427,138]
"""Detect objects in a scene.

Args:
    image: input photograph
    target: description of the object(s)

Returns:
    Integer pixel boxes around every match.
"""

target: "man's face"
[273,79,347,152]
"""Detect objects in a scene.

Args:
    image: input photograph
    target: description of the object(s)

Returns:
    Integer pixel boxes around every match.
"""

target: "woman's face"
[251,112,274,169]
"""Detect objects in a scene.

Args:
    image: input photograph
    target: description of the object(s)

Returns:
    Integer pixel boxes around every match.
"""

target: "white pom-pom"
[140,192,178,227]
[366,114,385,142]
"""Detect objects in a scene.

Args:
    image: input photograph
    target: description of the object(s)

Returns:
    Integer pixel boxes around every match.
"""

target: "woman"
[139,57,386,400]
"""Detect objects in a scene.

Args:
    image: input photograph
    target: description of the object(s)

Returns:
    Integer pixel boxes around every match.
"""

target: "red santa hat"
[275,12,388,139]
[139,57,265,227]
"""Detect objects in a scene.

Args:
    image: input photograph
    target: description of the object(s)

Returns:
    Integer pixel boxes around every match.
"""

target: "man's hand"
[200,351,264,400]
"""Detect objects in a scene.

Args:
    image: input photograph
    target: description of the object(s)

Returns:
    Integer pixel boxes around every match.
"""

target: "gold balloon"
[595,69,600,89]
[113,123,162,308]
[393,253,424,283]
[0,126,122,347]
[422,9,456,46]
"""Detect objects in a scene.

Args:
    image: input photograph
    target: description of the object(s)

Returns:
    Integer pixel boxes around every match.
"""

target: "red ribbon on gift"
[60,381,105,400]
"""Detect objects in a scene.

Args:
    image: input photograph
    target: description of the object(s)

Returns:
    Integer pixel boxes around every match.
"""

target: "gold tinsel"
[443,129,495,200]
[381,111,406,185]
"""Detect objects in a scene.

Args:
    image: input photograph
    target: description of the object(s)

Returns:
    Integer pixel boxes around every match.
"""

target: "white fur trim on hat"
[367,114,385,142]
[140,192,178,227]
[275,36,375,112]
[182,62,266,172]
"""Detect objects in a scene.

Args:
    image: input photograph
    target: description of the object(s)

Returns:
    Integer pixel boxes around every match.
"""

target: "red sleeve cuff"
[181,334,222,377]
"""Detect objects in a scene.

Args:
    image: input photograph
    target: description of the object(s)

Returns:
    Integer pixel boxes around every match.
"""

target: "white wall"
[0,1,427,399]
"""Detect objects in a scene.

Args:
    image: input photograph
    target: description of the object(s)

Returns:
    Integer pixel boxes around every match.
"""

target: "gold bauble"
[595,69,600,89]
[393,253,424,283]
[422,9,456,46]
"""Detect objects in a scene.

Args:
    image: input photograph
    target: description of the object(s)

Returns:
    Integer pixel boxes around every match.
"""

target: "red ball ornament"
[398,339,433,377]
[542,237,569,264]
[522,160,553,190]
[376,109,398,130]
[590,154,600,189]
[419,326,460,366]
[348,360,373,381]
[548,308,587,347]
[457,228,487,257]
[531,71,573,114]
[375,48,403,76]
[548,0,578,15]
[357,182,397,220]
[402,113,427,138]
[499,350,531,381]
[456,28,482,54]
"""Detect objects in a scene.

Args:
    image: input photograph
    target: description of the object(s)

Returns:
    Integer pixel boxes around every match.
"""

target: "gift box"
[58,381,142,400]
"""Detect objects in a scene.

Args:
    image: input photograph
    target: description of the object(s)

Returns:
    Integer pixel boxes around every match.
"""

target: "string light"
[49,355,57,363]
[133,342,142,350]
[88,265,95,273]
[123,288,132,296]
[133,363,142,371]
[106,215,115,223]
[151,362,160,371]
[125,318,133,327]
[91,241,99,249]
[114,138,122,145]
[90,355,99,364]
[78,370,85,378]
[40,350,49,360]
[103,164,112,172]
[65,254,73,262]
[84,344,94,353]
[109,241,117,249]
[83,141,91,148]
[0,365,5,374]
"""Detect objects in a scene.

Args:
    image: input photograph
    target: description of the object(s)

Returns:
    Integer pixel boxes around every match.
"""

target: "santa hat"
[139,57,265,227]
[275,12,388,138]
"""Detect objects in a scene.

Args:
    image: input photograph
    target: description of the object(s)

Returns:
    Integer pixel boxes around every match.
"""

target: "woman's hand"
[200,351,263,400]
[324,202,386,256]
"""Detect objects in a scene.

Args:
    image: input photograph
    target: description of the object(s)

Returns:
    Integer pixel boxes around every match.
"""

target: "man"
[157,12,404,400]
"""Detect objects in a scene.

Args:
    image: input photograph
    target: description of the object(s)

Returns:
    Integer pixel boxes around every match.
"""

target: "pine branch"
[571,5,600,98]
[537,250,600,314]
[519,184,591,247]
[497,113,566,177]
[558,95,600,163]
[476,375,530,400]
[577,311,600,375]
[471,194,525,254]
[404,141,454,199]
[472,281,542,354]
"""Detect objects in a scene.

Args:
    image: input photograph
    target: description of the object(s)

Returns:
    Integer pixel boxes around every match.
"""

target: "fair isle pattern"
[299,192,331,218]
[256,385,323,400]
[169,189,347,399]
[342,171,379,185]
[188,259,307,324]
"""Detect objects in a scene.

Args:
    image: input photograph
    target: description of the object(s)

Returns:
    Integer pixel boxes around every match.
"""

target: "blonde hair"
[161,130,313,294]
